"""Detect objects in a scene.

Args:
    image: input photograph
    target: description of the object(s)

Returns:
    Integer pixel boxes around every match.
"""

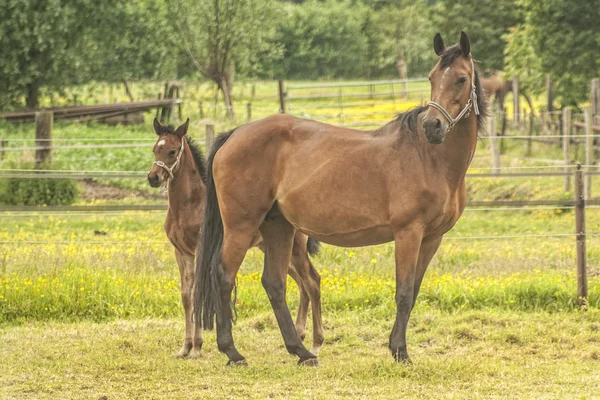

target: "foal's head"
[147,118,189,188]
[422,32,481,144]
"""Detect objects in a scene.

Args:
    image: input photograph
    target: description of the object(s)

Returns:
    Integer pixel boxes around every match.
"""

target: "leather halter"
[154,137,185,180]
[428,58,480,134]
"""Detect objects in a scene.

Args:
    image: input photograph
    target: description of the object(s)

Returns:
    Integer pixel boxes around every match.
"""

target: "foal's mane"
[156,125,207,182]
[397,45,488,135]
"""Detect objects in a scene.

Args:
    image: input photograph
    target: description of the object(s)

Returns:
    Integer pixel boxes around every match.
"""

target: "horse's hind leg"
[173,250,203,358]
[216,228,255,365]
[290,233,323,356]
[260,216,318,366]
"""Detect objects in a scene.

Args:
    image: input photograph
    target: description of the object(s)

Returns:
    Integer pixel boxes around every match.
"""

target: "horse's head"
[148,118,189,188]
[422,32,479,144]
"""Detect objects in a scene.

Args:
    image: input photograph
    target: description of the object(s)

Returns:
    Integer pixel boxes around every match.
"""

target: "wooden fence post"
[584,108,593,199]
[591,78,599,116]
[490,113,500,175]
[545,75,553,112]
[513,75,520,127]
[574,165,588,307]
[562,107,571,191]
[527,111,534,156]
[205,124,215,153]
[0,138,5,161]
[278,80,286,114]
[35,111,53,168]
[156,93,161,119]
[246,102,252,122]
[591,78,600,158]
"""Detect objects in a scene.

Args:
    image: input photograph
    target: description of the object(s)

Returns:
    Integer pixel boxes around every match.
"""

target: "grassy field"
[1,80,599,398]
[2,310,600,399]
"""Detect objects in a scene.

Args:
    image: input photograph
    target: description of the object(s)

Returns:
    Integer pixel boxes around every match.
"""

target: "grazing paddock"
[1,75,599,397]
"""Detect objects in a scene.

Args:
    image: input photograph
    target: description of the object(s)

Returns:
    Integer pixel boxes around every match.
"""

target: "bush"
[2,177,79,206]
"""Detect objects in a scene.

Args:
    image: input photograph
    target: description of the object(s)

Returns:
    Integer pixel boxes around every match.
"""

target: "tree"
[172,0,280,120]
[517,0,600,106]
[503,24,545,99]
[431,0,521,72]
[367,1,433,79]
[271,1,370,80]
[0,1,109,109]
[0,1,178,110]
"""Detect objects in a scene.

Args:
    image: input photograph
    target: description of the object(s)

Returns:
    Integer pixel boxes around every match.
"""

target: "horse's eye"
[169,150,176,157]
[457,76,467,84]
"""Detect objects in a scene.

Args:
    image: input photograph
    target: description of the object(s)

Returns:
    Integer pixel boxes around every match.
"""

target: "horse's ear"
[434,33,445,56]
[153,118,162,136]
[459,31,471,57]
[174,118,190,138]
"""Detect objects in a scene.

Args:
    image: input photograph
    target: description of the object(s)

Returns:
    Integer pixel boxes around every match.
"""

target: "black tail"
[193,129,236,331]
[307,237,321,256]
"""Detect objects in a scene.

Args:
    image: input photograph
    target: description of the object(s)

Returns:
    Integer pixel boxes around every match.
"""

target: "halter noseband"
[427,58,480,134]
[154,136,185,181]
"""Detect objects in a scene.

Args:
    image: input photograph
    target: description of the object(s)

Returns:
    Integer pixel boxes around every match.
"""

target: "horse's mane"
[157,125,207,182]
[397,45,488,135]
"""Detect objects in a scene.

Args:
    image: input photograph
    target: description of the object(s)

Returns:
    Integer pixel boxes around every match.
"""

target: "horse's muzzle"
[147,173,161,188]
[422,117,445,144]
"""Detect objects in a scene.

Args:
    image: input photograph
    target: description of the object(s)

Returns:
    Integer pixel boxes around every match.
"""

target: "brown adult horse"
[195,32,487,366]
[480,71,535,114]
[147,118,324,358]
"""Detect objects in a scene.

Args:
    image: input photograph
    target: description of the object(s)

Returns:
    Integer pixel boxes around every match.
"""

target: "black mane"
[157,125,207,182]
[397,45,488,134]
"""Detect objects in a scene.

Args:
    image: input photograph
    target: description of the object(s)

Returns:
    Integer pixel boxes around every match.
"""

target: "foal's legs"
[174,250,203,358]
[389,230,422,363]
[260,217,318,365]
[286,266,310,341]
[290,233,324,356]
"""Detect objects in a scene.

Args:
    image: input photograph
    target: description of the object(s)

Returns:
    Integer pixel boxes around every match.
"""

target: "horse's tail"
[307,237,321,257]
[194,129,236,331]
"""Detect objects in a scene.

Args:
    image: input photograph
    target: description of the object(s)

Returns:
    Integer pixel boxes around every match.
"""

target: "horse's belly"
[298,225,394,247]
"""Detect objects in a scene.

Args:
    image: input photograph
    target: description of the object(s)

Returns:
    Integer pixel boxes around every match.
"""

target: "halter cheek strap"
[154,137,185,180]
[428,58,480,134]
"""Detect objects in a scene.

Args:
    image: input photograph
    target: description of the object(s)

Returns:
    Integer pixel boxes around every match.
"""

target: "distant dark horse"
[480,71,535,115]
[147,119,324,359]
[195,32,487,366]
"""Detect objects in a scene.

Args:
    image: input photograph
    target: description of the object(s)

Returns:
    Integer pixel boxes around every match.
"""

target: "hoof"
[298,357,320,367]
[173,350,191,359]
[309,347,321,357]
[393,355,412,365]
[226,359,248,367]
[187,349,202,359]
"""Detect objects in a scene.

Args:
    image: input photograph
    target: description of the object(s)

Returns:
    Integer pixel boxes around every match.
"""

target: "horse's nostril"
[435,119,441,129]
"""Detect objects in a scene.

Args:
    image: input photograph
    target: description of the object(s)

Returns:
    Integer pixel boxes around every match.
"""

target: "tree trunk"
[26,83,40,109]
[218,74,236,121]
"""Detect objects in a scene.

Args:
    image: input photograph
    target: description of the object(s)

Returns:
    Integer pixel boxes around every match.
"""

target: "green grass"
[1,310,599,399]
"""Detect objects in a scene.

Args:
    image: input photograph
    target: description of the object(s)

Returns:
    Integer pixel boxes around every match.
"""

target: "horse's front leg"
[389,229,422,363]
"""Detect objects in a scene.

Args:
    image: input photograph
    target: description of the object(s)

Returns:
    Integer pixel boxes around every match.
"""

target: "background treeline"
[0,0,597,110]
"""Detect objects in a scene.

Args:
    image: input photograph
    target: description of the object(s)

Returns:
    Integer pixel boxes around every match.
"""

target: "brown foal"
[147,118,324,358]
[195,32,488,366]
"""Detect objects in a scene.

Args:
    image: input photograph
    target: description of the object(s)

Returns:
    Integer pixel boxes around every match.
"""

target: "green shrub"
[2,177,79,206]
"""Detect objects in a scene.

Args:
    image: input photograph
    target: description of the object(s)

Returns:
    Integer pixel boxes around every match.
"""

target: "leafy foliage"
[2,177,79,206]
[503,24,545,98]
[0,0,177,109]
[431,0,521,71]
[516,0,600,106]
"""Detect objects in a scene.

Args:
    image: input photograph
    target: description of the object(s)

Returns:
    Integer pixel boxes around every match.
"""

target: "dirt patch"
[80,179,166,201]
